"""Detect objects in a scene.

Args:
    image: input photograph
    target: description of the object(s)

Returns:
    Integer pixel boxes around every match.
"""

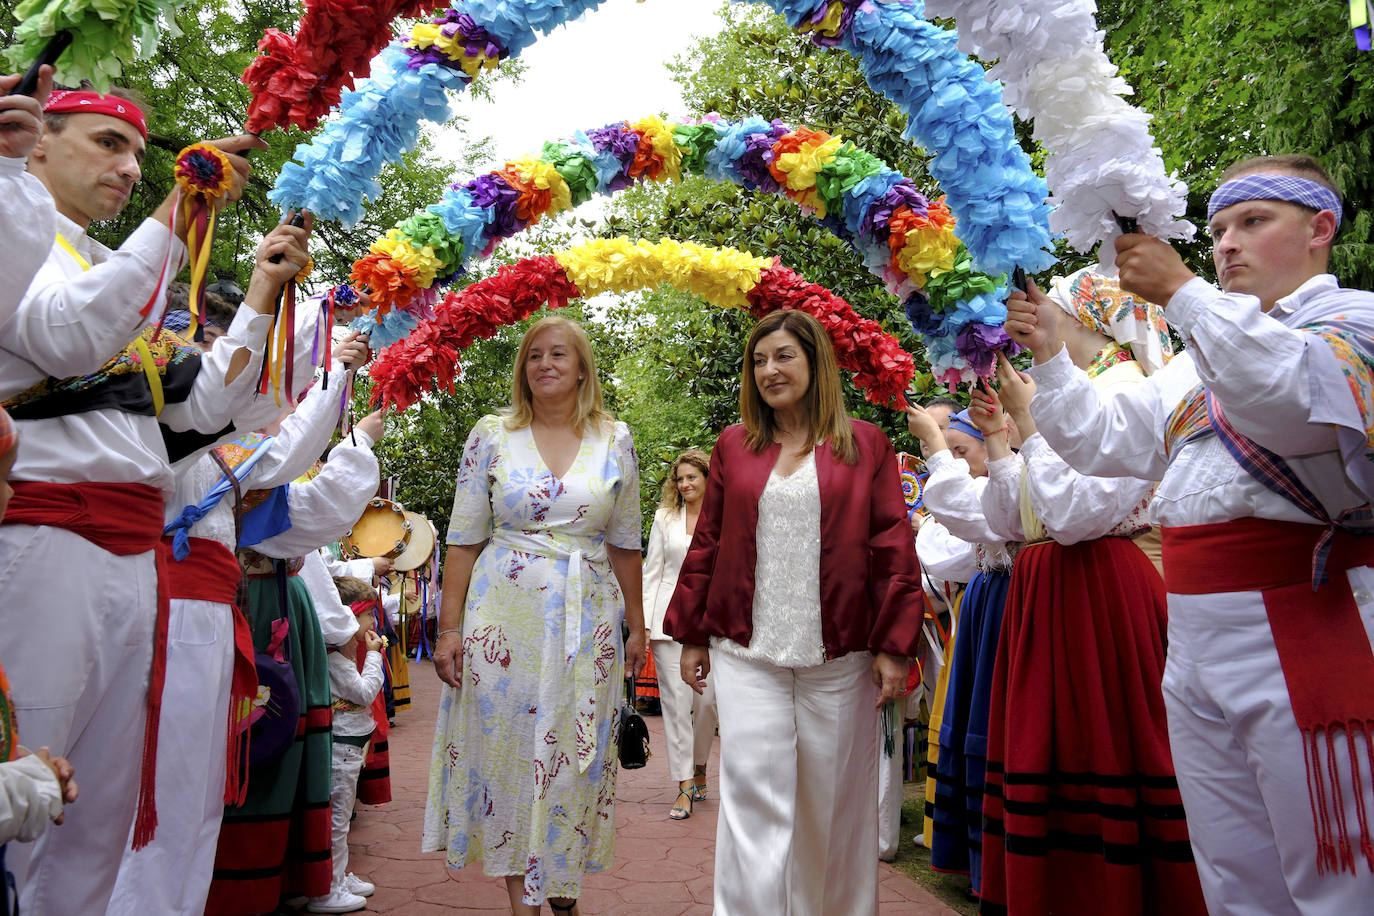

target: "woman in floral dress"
[423,316,646,916]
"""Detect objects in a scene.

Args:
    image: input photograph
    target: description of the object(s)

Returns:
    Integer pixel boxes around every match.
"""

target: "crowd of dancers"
[1,61,1373,916]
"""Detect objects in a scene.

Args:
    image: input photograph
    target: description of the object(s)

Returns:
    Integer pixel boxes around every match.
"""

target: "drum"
[391,511,435,572]
[343,498,412,559]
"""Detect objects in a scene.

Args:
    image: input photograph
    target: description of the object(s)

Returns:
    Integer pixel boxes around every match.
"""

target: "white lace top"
[713,451,825,668]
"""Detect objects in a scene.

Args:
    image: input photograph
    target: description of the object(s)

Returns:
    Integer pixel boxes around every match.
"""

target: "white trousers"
[876,704,904,862]
[106,597,235,916]
[328,741,368,893]
[651,639,717,782]
[0,526,155,915]
[1163,565,1374,915]
[712,649,879,916]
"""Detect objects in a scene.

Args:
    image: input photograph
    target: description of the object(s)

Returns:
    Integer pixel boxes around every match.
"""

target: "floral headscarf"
[1046,266,1173,376]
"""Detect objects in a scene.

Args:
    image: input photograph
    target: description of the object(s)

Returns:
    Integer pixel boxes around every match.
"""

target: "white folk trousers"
[651,639,717,782]
[328,741,368,893]
[0,525,155,915]
[876,704,904,862]
[1162,564,1374,915]
[106,596,235,915]
[712,649,879,916]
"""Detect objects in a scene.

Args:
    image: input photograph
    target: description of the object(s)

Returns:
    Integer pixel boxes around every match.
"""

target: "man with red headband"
[0,85,318,915]
[1005,155,1374,912]
[0,65,55,322]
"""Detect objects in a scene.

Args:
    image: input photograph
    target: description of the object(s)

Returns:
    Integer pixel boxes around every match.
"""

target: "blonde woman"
[642,449,718,820]
[423,316,646,916]
[665,309,923,915]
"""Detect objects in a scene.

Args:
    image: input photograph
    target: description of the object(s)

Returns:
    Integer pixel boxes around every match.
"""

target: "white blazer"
[642,505,694,640]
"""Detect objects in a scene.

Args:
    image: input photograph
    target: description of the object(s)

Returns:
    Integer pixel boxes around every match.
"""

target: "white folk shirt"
[254,428,380,646]
[1026,274,1369,527]
[0,156,55,323]
[922,449,1017,570]
[915,516,978,585]
[0,212,279,496]
[165,365,356,544]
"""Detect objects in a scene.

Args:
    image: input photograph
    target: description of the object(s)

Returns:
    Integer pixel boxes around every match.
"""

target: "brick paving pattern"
[342,658,956,914]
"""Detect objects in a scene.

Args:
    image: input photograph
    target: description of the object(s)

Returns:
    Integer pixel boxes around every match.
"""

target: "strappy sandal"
[549,901,577,915]
[669,787,694,820]
[691,766,708,801]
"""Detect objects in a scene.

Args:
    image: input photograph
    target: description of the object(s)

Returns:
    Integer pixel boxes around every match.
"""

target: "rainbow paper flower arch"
[367,237,916,412]
[269,0,1055,283]
[351,116,1018,385]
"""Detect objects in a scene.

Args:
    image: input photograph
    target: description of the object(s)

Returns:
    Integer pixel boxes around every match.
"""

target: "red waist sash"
[1163,517,1374,876]
[165,537,258,804]
[3,480,168,848]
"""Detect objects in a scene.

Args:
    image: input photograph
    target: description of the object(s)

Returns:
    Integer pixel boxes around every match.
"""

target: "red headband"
[44,90,148,140]
[349,598,379,617]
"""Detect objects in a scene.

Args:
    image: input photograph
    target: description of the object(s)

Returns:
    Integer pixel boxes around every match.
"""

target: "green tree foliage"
[603,5,942,465]
[1100,1,1374,285]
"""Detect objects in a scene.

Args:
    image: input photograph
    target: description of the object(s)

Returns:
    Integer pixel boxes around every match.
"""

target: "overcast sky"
[430,0,728,174]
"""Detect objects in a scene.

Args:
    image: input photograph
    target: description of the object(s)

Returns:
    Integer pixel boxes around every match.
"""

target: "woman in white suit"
[643,449,718,820]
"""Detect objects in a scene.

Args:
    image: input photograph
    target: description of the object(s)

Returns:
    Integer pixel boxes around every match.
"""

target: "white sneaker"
[343,873,375,898]
[305,889,367,913]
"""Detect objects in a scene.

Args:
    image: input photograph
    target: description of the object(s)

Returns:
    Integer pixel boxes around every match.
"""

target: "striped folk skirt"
[978,537,1206,916]
[206,574,334,915]
[930,569,1011,890]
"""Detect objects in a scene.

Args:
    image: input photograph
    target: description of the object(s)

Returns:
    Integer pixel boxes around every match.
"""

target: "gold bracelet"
[437,628,462,639]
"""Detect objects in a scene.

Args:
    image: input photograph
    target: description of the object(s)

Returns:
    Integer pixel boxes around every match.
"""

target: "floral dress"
[422,415,640,905]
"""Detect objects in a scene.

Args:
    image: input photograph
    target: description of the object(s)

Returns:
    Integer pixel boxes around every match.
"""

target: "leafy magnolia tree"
[601,5,947,461]
[1100,1,1374,285]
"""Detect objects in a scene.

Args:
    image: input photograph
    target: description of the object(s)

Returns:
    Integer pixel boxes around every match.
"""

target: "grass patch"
[885,781,978,916]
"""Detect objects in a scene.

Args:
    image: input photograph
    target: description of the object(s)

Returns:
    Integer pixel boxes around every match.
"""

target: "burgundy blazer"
[663,420,923,659]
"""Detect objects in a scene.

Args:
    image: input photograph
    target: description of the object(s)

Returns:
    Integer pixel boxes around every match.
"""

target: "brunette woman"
[665,309,923,915]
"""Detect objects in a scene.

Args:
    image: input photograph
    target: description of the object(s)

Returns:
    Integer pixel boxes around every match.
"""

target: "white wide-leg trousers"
[712,649,879,916]
[107,596,235,915]
[0,526,155,916]
[652,639,717,783]
[1162,565,1374,915]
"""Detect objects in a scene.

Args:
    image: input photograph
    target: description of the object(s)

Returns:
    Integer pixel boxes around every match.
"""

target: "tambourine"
[897,452,927,518]
[391,510,435,572]
[343,498,412,559]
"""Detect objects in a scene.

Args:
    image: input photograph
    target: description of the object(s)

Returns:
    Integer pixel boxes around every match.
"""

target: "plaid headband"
[947,410,984,442]
[1208,173,1343,228]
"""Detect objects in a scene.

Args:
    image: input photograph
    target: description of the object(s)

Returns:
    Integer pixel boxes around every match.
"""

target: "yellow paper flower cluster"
[505,155,574,216]
[370,230,446,288]
[630,116,683,182]
[555,237,773,310]
[894,224,961,285]
[772,133,842,215]
[407,23,500,77]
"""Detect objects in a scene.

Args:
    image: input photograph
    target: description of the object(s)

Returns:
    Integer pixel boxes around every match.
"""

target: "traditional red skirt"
[979,537,1206,916]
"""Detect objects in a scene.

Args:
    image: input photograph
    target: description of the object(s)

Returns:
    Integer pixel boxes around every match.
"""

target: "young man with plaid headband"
[1004,155,1374,913]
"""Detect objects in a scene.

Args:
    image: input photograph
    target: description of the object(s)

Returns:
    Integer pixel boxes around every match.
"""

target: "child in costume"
[307,579,385,915]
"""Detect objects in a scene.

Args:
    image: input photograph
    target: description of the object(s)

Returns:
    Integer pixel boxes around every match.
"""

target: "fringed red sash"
[1163,517,1374,875]
[3,480,168,848]
[163,536,258,805]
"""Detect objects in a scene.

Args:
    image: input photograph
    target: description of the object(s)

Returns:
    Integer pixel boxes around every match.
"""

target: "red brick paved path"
[343,658,957,914]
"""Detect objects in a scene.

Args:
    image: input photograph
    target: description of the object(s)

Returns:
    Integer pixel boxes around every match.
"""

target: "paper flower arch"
[367,237,916,413]
[268,0,1055,282]
[349,115,1016,384]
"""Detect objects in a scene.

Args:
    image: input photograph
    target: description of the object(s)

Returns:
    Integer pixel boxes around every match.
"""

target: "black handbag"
[617,677,650,769]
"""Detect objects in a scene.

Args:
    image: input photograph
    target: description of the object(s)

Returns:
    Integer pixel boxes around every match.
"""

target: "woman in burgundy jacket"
[664,309,924,916]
